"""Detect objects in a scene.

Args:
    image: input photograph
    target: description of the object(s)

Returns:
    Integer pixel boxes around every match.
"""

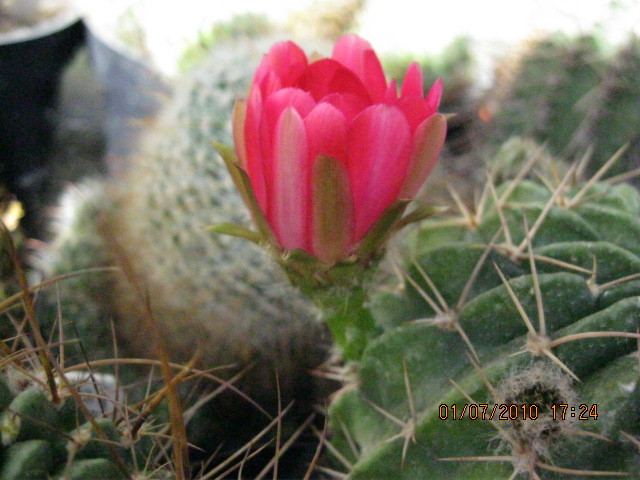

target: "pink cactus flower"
[233,34,447,264]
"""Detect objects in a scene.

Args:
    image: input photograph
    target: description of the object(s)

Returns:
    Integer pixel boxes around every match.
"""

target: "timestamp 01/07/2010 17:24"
[438,403,599,421]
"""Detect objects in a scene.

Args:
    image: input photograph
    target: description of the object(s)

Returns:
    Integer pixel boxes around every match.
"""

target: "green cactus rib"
[0,371,170,479]
[328,146,640,479]
[0,439,54,480]
[485,34,640,179]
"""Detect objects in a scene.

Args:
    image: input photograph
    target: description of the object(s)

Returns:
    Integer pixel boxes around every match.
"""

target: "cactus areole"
[222,34,447,274]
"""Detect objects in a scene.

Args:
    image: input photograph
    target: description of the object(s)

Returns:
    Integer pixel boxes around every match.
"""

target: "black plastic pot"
[84,25,169,174]
[0,12,85,235]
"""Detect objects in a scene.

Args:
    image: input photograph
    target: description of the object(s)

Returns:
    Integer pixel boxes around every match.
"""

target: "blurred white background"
[70,0,640,75]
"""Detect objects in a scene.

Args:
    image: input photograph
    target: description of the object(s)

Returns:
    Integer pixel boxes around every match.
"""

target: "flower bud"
[224,34,447,270]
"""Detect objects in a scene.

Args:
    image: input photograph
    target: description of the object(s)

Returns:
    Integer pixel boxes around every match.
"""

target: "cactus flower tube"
[230,35,447,265]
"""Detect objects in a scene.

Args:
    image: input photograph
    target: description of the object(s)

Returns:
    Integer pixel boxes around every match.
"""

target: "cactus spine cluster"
[327,140,640,479]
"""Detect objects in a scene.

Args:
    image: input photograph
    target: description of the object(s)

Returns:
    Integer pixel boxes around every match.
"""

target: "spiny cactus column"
[38,37,333,472]
[571,37,640,179]
[483,34,603,158]
[484,34,640,180]
[0,367,172,480]
[327,140,640,479]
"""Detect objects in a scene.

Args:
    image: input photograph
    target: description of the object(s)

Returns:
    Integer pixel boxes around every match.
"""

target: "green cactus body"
[38,37,333,470]
[486,34,640,180]
[487,35,603,156]
[328,143,640,479]
[572,38,640,179]
[0,371,164,479]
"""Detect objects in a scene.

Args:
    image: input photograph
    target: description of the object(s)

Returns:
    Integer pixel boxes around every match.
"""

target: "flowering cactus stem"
[213,35,449,361]
[326,140,640,478]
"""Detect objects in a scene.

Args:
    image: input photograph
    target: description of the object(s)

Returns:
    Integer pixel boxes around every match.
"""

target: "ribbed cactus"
[38,37,332,474]
[571,37,640,179]
[484,34,640,179]
[0,367,170,480]
[484,34,603,157]
[327,139,640,479]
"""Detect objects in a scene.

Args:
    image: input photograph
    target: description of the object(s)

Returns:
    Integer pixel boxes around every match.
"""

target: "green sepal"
[205,222,263,244]
[312,155,353,264]
[391,204,448,233]
[356,200,410,258]
[214,142,279,248]
[322,288,381,362]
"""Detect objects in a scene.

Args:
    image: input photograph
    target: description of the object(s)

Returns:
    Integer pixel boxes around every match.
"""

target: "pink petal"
[332,34,387,102]
[332,34,373,71]
[263,88,317,128]
[255,40,308,90]
[258,70,282,99]
[400,113,447,198]
[320,92,369,125]
[385,79,398,103]
[400,62,424,98]
[390,97,433,132]
[304,102,348,166]
[361,49,388,102]
[244,86,268,211]
[271,107,310,251]
[296,58,372,104]
[260,88,315,219]
[426,77,443,111]
[347,104,412,241]
[303,103,349,250]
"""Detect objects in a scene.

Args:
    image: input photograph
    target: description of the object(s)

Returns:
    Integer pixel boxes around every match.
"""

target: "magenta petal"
[362,49,388,102]
[255,40,308,89]
[320,93,369,125]
[426,77,443,111]
[347,104,412,241]
[271,107,310,251]
[304,103,348,166]
[332,34,373,70]
[400,113,447,198]
[297,58,372,104]
[261,88,316,197]
[401,62,424,98]
[263,88,317,125]
[244,86,267,212]
[332,34,387,101]
[303,103,349,249]
[391,97,432,132]
[258,71,282,99]
[385,79,398,103]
